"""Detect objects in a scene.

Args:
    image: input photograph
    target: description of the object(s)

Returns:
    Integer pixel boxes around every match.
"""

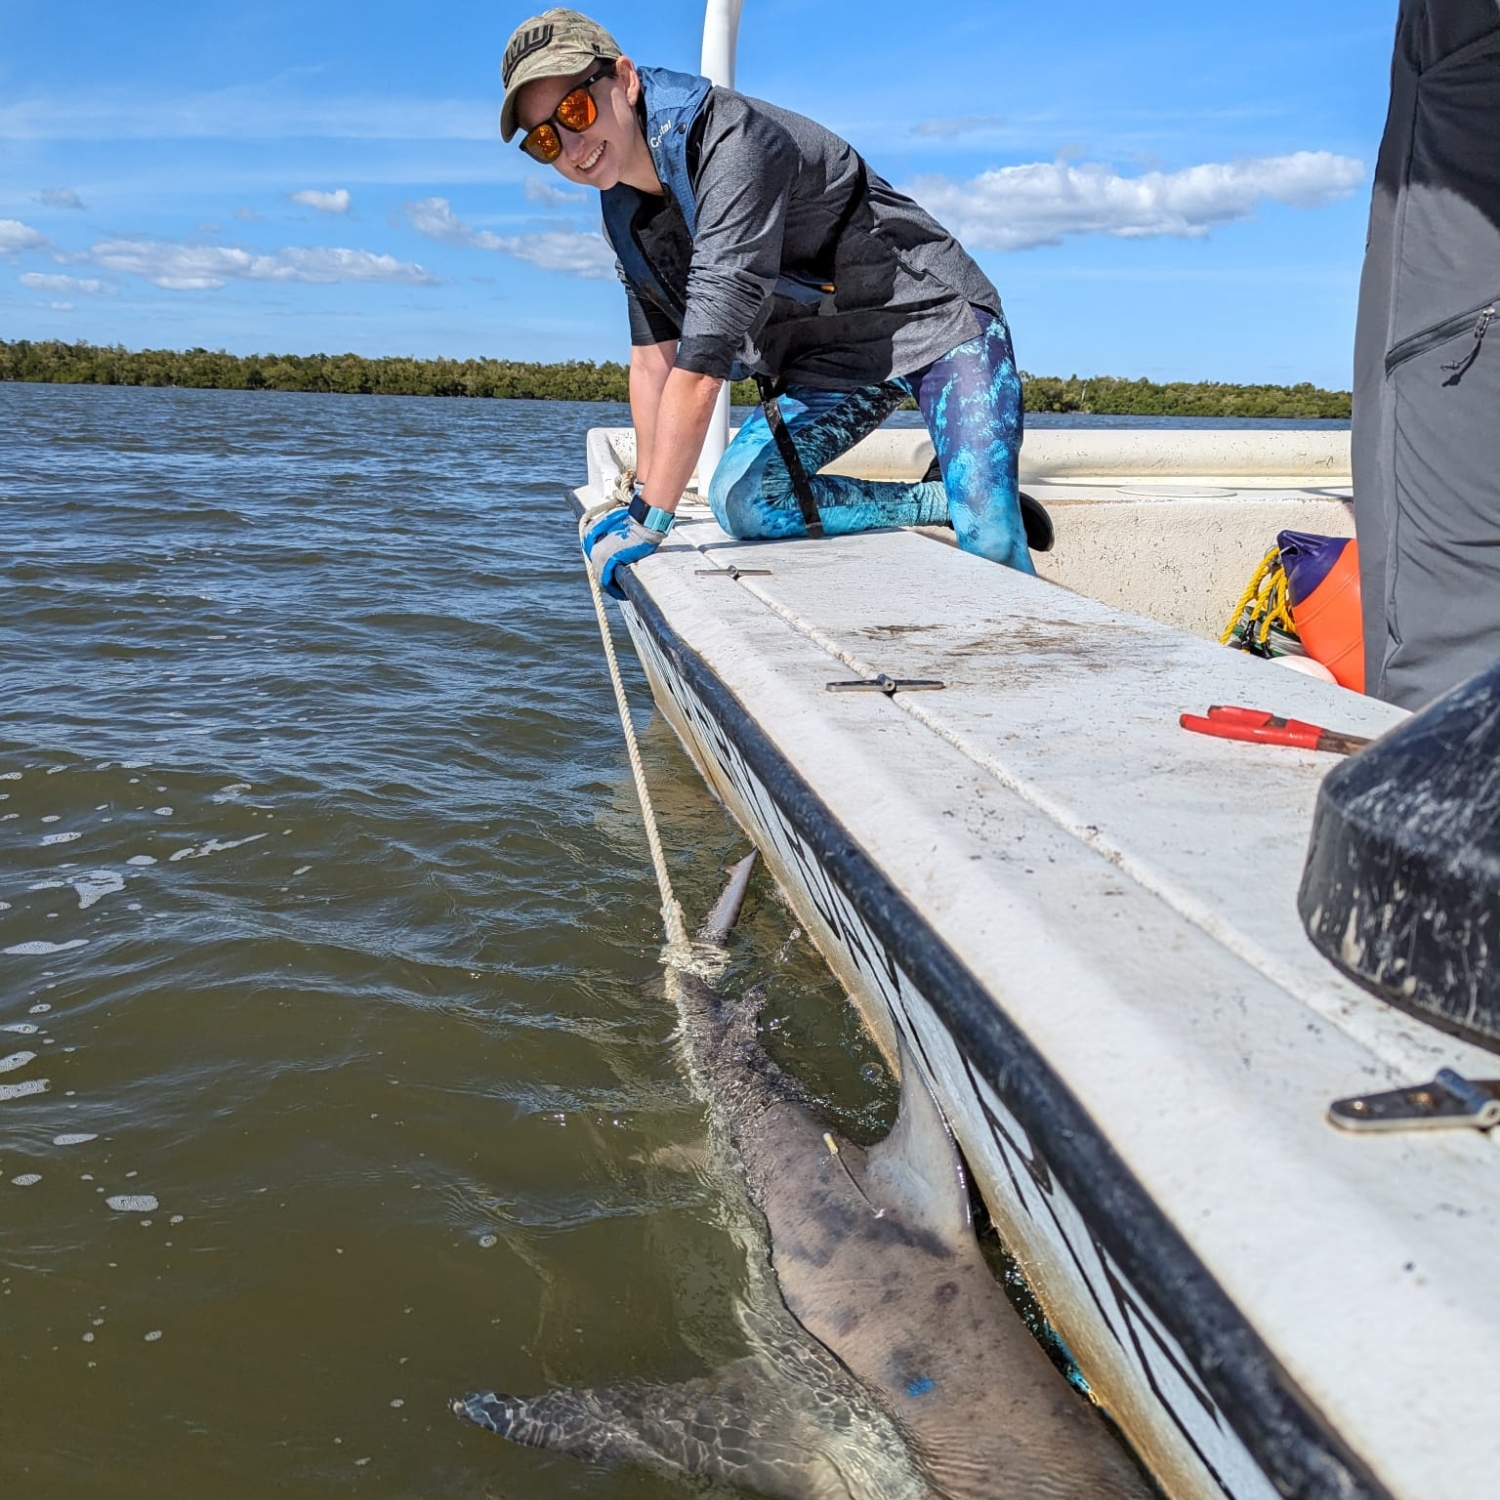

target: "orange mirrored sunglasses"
[518,62,616,164]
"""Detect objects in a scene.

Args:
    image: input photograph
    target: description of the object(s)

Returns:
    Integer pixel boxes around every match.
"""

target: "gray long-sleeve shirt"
[620,87,1003,390]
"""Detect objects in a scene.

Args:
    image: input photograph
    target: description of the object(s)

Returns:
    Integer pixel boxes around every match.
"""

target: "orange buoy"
[1277,531,1364,693]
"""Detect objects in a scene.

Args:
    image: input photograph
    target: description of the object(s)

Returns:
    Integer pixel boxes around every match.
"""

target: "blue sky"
[1,0,1397,386]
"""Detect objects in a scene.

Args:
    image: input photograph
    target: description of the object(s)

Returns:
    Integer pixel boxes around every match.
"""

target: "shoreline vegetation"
[0,340,1352,419]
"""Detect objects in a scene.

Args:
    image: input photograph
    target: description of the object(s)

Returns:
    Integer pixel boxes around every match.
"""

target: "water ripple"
[0,383,889,1500]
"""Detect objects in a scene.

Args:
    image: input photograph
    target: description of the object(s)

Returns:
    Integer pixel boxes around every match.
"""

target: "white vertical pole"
[693,0,745,496]
[700,0,744,83]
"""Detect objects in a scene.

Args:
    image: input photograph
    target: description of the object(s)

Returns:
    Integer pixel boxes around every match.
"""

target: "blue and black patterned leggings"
[707,306,1032,573]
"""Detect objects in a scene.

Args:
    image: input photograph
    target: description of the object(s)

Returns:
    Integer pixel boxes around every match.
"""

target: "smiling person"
[500,8,1040,598]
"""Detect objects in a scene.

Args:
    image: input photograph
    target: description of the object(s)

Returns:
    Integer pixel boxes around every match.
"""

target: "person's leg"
[1380,319,1500,705]
[907,307,1032,573]
[708,383,950,540]
[1353,0,1500,707]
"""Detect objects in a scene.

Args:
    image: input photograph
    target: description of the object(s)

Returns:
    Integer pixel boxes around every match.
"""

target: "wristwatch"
[628,490,676,537]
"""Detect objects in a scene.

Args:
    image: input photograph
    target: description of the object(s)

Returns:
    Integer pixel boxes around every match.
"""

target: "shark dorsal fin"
[697,852,758,946]
[861,1033,971,1246]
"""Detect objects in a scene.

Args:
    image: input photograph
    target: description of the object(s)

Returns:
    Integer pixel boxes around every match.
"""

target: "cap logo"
[502,23,554,86]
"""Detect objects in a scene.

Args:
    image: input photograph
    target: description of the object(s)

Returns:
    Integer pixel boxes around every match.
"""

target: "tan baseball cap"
[499,8,623,142]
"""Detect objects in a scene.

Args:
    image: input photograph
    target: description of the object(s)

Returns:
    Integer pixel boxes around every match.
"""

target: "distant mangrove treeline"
[0,340,1352,419]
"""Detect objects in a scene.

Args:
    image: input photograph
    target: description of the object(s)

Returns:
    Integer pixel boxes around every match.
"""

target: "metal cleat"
[826,674,945,696]
[1328,1068,1500,1133]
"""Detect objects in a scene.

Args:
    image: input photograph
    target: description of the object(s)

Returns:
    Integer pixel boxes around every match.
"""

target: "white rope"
[579,506,690,953]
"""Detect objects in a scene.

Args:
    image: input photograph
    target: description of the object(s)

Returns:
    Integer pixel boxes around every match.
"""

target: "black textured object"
[1299,658,1500,1050]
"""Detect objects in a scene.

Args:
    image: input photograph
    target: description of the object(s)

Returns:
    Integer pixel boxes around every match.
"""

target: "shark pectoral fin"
[859,1033,972,1245]
[454,1358,862,1500]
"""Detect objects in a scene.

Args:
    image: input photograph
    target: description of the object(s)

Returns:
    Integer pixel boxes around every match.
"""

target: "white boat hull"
[574,424,1500,1500]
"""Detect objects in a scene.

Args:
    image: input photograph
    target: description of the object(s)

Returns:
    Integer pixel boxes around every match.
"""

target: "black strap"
[755,374,823,538]
[747,158,869,541]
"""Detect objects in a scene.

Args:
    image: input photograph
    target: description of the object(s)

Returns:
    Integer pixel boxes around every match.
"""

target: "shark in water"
[454,854,1155,1500]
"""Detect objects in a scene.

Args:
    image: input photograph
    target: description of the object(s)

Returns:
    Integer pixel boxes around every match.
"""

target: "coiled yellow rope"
[1220,545,1296,649]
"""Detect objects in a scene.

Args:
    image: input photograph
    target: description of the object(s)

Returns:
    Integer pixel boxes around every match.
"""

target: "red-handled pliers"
[1179,704,1371,755]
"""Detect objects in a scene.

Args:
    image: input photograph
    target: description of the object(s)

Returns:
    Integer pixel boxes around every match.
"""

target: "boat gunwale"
[582,487,1394,1500]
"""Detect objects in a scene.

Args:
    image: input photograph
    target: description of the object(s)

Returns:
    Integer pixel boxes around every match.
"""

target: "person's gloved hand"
[583,498,670,599]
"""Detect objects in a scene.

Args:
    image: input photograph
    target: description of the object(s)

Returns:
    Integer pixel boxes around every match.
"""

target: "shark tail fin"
[861,1032,972,1245]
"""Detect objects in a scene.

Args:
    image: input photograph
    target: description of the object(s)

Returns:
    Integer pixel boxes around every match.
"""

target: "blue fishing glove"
[583,494,674,599]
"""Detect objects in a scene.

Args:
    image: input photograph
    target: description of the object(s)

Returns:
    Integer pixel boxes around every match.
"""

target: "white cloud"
[20,272,111,295]
[912,116,1007,139]
[904,151,1366,251]
[405,196,494,245]
[290,187,351,214]
[88,238,439,290]
[0,218,48,253]
[37,187,86,209]
[487,229,618,279]
[47,300,75,311]
[405,195,615,279]
[523,175,587,206]
[234,207,263,221]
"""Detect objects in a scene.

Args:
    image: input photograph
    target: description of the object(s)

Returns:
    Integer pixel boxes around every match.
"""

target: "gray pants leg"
[1353,0,1500,709]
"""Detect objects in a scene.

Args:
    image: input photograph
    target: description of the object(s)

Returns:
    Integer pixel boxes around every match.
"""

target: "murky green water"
[0,384,894,1499]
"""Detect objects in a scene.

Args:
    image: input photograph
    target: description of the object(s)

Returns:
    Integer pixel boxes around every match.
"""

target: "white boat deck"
[576,427,1499,1500]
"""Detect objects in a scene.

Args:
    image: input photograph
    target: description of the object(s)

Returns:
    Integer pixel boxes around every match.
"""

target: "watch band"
[627,493,675,536]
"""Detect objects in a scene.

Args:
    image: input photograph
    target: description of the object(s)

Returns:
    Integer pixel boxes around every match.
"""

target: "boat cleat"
[1328,1068,1500,1133]
[825,673,946,696]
